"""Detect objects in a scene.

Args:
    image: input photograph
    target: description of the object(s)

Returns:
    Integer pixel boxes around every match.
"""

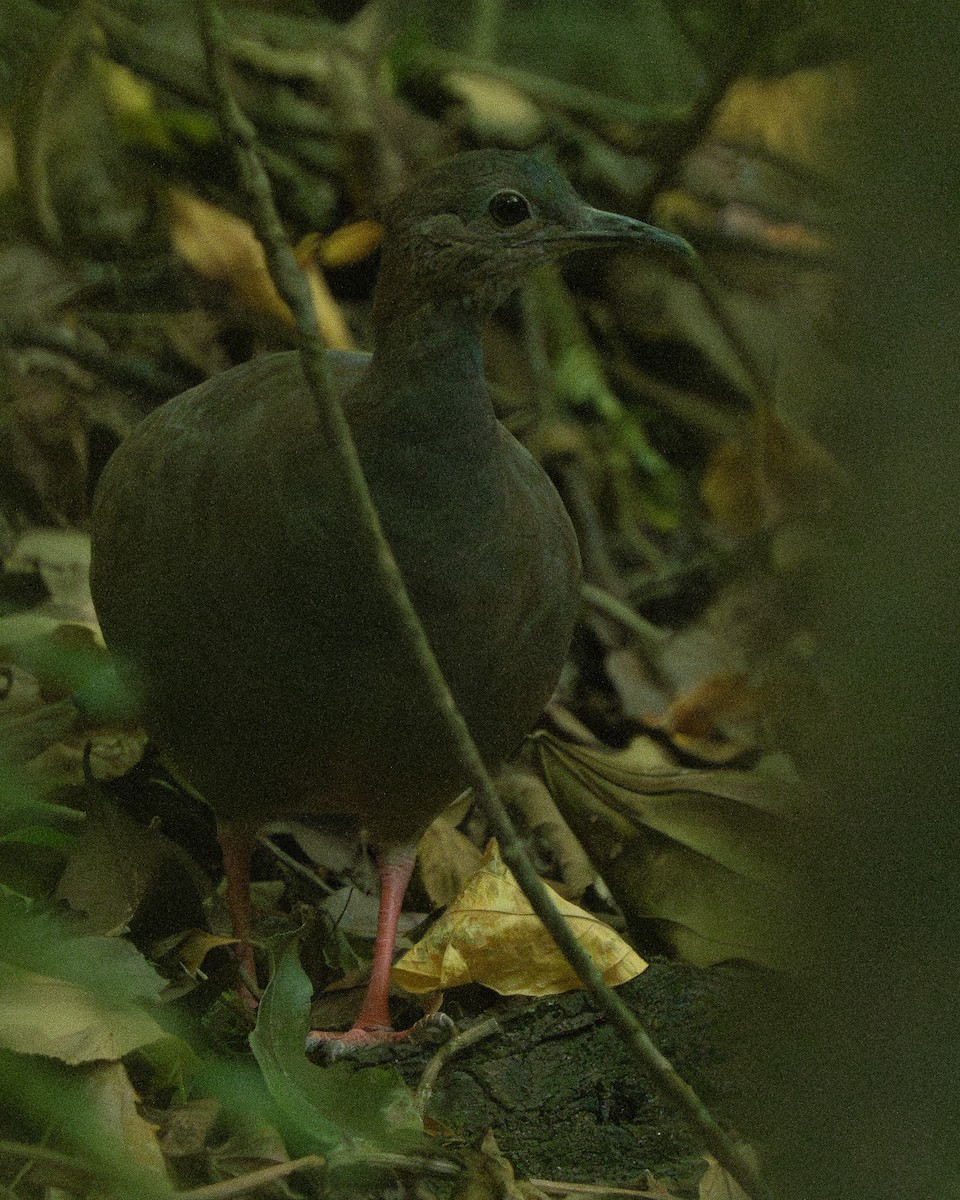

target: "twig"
[196,1,333,408]
[581,582,669,652]
[174,1155,325,1200]
[96,5,333,140]
[259,834,336,895]
[631,2,782,411]
[0,1139,103,1199]
[611,358,741,441]
[0,319,191,399]
[689,260,771,409]
[530,1180,676,1198]
[414,1017,500,1112]
[13,0,96,244]
[406,45,684,132]
[0,1140,95,1178]
[466,0,504,58]
[335,1151,460,1178]
[552,459,628,600]
[195,8,770,1197]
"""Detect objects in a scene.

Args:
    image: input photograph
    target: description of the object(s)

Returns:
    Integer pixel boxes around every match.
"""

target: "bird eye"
[488,190,532,227]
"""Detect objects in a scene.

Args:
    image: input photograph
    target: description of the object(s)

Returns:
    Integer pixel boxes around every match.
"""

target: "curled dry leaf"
[392,839,646,997]
[532,730,802,969]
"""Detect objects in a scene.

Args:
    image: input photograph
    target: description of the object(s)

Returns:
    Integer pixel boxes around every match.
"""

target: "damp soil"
[343,959,786,1193]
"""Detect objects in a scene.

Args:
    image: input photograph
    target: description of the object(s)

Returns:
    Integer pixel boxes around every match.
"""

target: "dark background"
[757,1,960,1195]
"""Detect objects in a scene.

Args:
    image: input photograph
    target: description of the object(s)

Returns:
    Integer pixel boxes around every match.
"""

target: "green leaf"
[250,934,423,1156]
[0,963,168,1063]
[0,893,167,1004]
[0,823,74,850]
[0,894,174,1063]
[0,1051,170,1200]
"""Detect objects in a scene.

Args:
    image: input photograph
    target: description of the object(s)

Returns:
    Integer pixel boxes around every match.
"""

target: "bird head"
[374,149,693,324]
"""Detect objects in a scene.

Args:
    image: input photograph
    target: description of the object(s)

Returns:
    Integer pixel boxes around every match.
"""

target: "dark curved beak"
[557,206,695,260]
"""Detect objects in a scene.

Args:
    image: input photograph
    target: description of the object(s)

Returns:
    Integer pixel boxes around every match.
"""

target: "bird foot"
[305,1012,455,1056]
[305,1024,413,1057]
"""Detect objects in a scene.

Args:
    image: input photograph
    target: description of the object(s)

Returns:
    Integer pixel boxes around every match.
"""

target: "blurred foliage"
[385,0,702,106]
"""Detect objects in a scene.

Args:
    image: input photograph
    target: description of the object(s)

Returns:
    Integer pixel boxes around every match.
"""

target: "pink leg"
[217,824,259,1006]
[308,846,417,1045]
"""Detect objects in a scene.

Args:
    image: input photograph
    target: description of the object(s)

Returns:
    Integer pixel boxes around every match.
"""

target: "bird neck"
[358,295,498,447]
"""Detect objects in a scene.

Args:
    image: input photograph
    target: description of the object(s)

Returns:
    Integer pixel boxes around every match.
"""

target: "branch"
[0,319,191,399]
[581,582,669,653]
[195,7,770,1197]
[13,0,96,245]
[174,1156,325,1200]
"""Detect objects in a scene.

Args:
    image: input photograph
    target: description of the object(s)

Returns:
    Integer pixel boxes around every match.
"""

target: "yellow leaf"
[443,71,546,144]
[418,800,483,908]
[392,840,646,997]
[709,64,859,176]
[0,964,167,1064]
[301,219,383,269]
[166,190,355,349]
[96,60,156,122]
[168,929,240,977]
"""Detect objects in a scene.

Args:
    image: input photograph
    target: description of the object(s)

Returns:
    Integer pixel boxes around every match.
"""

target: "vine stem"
[195,5,770,1196]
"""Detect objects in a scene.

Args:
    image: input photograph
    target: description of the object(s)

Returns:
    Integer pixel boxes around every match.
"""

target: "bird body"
[89,150,691,1041]
[91,343,579,845]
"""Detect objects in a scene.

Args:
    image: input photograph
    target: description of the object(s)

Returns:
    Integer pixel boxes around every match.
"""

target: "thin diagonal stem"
[195,6,770,1196]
